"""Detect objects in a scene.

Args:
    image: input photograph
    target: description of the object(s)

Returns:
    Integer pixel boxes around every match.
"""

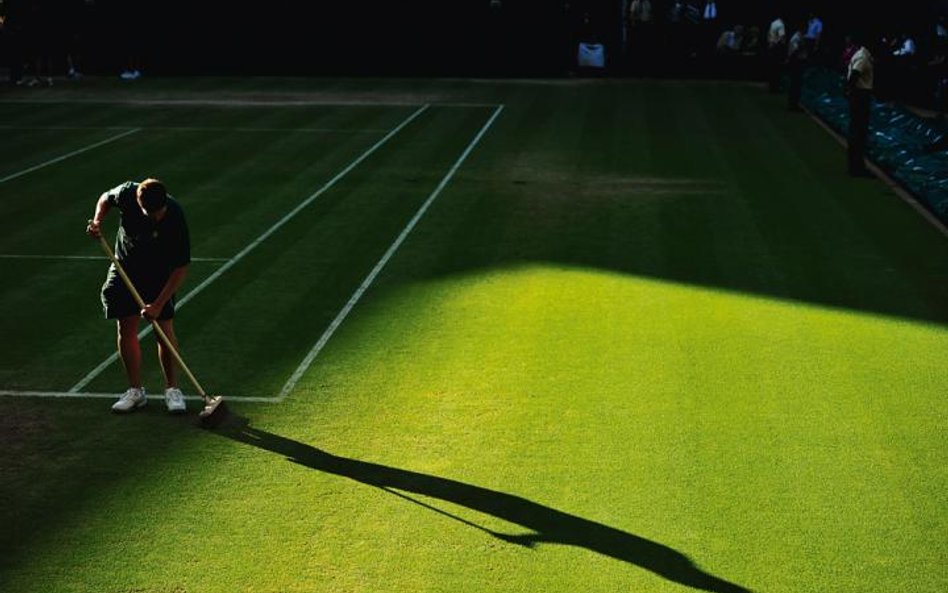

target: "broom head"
[198,395,229,429]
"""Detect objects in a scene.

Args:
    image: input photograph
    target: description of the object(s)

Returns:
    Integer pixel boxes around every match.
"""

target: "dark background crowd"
[0,1,945,110]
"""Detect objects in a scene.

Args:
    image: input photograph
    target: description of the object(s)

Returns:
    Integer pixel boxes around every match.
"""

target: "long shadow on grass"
[221,420,751,593]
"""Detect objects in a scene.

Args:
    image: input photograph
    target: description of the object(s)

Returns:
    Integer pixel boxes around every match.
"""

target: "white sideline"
[0,98,501,108]
[0,125,388,133]
[67,104,431,394]
[0,128,141,184]
[279,104,506,399]
[0,254,228,262]
[0,390,278,403]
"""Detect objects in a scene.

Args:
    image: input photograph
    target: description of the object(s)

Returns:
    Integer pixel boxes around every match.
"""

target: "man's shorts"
[100,265,175,320]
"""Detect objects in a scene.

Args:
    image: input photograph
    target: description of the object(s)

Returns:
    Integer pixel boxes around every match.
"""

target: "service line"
[0,128,142,184]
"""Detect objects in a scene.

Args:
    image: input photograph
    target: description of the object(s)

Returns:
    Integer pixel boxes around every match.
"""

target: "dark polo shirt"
[100,181,190,319]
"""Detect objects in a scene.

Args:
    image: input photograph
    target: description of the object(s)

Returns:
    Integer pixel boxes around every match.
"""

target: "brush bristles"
[198,396,228,428]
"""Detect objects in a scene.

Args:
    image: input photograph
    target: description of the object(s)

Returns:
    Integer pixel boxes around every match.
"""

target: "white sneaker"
[164,388,186,414]
[112,387,147,413]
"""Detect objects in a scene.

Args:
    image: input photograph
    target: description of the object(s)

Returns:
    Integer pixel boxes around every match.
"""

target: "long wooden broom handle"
[96,233,208,400]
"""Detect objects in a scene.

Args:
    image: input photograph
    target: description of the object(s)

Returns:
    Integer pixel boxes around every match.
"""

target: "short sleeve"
[105,181,137,210]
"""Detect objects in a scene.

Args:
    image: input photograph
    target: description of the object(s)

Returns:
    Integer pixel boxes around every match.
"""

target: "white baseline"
[0,390,278,403]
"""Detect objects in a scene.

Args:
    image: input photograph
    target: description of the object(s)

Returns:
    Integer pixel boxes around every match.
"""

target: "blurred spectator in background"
[702,0,717,22]
[767,14,787,92]
[20,0,55,86]
[65,0,93,80]
[576,10,606,74]
[113,0,144,79]
[787,21,808,111]
[846,31,874,176]
[841,34,858,71]
[891,32,916,58]
[879,29,919,102]
[1,0,29,84]
[628,0,652,30]
[742,25,760,55]
[683,1,702,59]
[700,0,718,60]
[667,0,683,25]
[626,0,653,61]
[684,0,701,26]
[716,24,743,54]
[664,1,686,65]
[804,12,823,59]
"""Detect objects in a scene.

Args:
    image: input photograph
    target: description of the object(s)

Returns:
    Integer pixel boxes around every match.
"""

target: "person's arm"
[86,192,112,238]
[141,265,189,320]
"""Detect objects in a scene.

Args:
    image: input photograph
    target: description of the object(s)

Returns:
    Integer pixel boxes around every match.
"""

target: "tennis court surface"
[1,77,946,593]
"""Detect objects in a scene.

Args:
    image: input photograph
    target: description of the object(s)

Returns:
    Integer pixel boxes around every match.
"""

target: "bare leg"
[155,318,178,389]
[117,316,142,388]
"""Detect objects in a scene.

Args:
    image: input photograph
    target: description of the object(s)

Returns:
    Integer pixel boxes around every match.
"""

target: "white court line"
[0,98,501,108]
[0,254,229,262]
[0,128,141,184]
[68,104,431,394]
[0,125,388,133]
[0,390,278,403]
[279,104,506,400]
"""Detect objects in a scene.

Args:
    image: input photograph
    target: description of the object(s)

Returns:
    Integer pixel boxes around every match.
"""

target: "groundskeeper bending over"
[86,178,191,414]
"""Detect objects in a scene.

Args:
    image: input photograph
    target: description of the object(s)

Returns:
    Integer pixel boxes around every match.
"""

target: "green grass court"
[0,77,946,593]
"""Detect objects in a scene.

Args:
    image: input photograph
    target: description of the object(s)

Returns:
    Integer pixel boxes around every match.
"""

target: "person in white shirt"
[767,16,787,92]
[846,35,874,176]
[768,17,786,47]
